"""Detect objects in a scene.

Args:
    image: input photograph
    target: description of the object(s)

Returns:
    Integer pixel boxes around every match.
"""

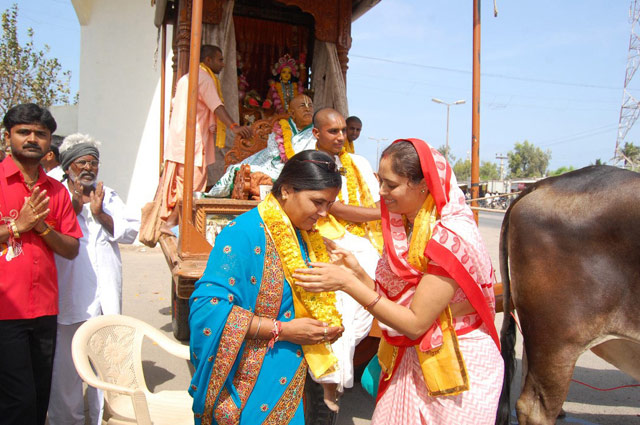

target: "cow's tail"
[495,201,517,425]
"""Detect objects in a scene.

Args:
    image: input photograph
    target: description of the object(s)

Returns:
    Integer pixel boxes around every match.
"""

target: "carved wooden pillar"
[171,17,179,97]
[176,0,192,81]
[336,0,352,83]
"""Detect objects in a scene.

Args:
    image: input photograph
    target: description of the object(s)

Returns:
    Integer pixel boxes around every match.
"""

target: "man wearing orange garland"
[311,107,382,411]
[158,45,251,234]
[208,94,315,198]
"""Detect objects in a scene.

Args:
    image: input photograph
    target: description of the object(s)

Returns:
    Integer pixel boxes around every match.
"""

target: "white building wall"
[50,104,79,137]
[73,0,171,213]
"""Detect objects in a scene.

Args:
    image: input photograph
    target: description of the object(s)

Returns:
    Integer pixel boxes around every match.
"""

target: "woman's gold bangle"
[364,294,382,311]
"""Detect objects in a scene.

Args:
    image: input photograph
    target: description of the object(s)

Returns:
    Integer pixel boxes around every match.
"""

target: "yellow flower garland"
[279,119,295,160]
[258,193,341,327]
[336,149,384,252]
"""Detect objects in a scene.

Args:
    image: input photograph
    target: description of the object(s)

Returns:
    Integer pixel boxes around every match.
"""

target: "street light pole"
[432,98,465,161]
[369,137,388,166]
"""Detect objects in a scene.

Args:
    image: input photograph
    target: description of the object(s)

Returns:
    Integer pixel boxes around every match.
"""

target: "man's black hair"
[2,103,57,133]
[200,45,222,61]
[50,135,64,162]
[346,116,362,126]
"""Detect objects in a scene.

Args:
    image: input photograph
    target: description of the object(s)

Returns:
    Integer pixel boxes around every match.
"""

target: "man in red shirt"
[0,103,82,425]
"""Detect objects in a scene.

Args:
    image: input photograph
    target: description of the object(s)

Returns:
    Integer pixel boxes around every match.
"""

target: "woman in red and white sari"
[294,139,503,424]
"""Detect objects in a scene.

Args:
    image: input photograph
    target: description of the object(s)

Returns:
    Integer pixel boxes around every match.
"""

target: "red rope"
[509,311,640,392]
[570,379,640,392]
[510,311,522,334]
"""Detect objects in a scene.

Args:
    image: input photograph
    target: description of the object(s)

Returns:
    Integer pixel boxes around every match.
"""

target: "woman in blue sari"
[189,150,345,425]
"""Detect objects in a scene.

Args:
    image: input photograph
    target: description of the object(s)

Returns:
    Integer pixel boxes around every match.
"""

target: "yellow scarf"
[344,138,355,154]
[199,63,227,149]
[378,196,469,396]
[258,193,341,378]
[335,149,384,253]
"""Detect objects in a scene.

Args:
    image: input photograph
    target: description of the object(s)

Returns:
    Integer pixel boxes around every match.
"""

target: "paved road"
[120,211,639,424]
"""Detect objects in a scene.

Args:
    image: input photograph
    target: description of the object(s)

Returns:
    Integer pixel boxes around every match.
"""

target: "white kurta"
[46,165,65,182]
[55,186,139,324]
[313,153,381,390]
[48,185,139,425]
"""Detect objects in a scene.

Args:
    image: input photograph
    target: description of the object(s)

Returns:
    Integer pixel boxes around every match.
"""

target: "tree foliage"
[480,161,500,180]
[453,159,470,182]
[507,140,551,178]
[437,144,456,163]
[0,3,71,120]
[548,165,575,176]
[452,159,500,182]
[620,142,640,170]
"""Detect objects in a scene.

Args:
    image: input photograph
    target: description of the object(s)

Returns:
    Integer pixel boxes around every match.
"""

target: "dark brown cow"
[496,165,640,425]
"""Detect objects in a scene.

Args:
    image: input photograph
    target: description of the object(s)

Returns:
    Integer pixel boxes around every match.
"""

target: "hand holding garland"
[294,261,463,341]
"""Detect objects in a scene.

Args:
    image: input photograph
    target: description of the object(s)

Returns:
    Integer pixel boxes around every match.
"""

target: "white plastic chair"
[71,314,193,425]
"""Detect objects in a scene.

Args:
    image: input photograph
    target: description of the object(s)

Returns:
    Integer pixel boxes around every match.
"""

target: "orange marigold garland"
[258,193,342,327]
[336,149,384,252]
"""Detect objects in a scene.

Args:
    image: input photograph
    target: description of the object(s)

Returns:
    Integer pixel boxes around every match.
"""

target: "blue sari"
[189,208,306,425]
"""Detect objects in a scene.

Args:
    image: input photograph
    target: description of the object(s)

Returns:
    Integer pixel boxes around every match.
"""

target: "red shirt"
[0,156,82,320]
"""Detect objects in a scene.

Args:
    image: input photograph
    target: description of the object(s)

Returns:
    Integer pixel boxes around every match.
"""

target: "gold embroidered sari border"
[202,306,252,425]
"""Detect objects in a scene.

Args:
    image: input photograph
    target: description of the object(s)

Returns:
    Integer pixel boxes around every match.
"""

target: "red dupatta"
[380,138,500,349]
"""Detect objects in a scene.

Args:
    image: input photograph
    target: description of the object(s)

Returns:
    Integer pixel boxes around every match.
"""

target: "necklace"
[24,172,39,190]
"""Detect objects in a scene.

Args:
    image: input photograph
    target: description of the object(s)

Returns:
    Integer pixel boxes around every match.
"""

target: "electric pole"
[615,0,640,166]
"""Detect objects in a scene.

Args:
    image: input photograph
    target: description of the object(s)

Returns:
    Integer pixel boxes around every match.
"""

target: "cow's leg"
[516,343,580,425]
[591,339,640,381]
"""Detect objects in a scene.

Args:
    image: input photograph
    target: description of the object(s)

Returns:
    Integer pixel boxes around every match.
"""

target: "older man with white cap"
[47,133,140,425]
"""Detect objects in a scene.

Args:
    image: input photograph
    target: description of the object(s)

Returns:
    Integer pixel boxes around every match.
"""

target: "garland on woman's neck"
[336,149,384,252]
[258,193,341,327]
[274,119,295,162]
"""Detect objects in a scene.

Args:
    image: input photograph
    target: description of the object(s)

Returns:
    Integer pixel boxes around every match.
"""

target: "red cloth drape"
[234,15,311,101]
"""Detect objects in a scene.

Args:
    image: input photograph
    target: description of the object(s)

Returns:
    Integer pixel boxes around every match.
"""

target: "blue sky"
[2,0,638,172]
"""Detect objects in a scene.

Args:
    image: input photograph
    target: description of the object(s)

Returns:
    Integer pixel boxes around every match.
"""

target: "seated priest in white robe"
[208,94,316,197]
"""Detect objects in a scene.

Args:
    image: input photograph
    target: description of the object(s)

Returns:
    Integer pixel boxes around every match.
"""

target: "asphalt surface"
[119,211,639,424]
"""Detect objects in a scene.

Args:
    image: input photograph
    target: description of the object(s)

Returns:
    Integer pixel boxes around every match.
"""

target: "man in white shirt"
[40,134,65,181]
[47,134,139,425]
[311,108,382,411]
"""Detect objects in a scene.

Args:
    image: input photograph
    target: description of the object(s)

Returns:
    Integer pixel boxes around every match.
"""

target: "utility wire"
[351,54,621,90]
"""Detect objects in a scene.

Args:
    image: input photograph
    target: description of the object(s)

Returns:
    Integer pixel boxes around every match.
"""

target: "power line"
[538,124,619,147]
[351,54,620,90]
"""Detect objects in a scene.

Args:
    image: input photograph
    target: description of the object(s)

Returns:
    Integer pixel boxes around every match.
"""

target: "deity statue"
[263,54,304,114]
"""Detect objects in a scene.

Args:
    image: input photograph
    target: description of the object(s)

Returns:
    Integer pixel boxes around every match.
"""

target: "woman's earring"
[421,189,425,193]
